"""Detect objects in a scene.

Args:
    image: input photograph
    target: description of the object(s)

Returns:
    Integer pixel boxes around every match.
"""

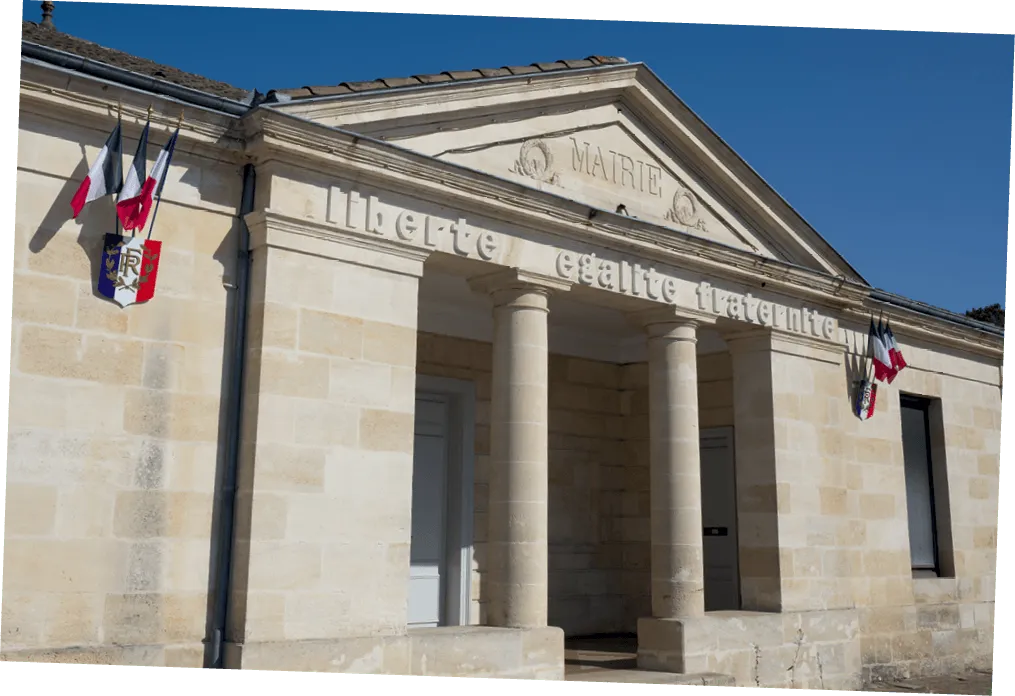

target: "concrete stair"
[567,669,736,686]
[563,634,735,687]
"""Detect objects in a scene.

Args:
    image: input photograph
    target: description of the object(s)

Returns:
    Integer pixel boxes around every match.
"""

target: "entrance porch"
[227,211,863,690]
[395,261,848,686]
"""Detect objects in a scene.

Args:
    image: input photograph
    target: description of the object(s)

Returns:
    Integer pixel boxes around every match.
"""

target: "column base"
[637,617,694,674]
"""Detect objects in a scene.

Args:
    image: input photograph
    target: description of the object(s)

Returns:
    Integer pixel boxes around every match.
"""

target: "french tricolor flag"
[117,125,179,233]
[70,121,123,218]
[884,320,908,373]
[869,319,897,384]
[116,120,150,231]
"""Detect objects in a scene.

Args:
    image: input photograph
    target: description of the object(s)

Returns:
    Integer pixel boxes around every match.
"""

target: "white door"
[408,395,451,627]
[700,426,740,612]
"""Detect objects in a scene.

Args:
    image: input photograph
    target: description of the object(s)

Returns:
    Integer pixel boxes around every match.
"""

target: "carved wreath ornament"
[665,184,709,232]
[511,139,560,186]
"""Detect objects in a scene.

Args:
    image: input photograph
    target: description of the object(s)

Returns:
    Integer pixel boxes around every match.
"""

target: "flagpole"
[146,111,184,242]
[865,313,875,382]
[115,100,123,237]
[132,104,154,238]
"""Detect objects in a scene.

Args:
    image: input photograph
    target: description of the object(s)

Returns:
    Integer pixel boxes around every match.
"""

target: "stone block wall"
[226,233,424,655]
[771,338,879,615]
[4,116,242,665]
[720,325,999,683]
[843,333,1000,682]
[547,354,628,636]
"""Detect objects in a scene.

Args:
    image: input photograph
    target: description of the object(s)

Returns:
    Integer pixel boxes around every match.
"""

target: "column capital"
[629,305,716,337]
[468,268,572,300]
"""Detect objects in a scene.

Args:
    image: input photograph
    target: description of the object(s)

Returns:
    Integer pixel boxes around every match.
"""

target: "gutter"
[868,289,1004,338]
[21,41,256,116]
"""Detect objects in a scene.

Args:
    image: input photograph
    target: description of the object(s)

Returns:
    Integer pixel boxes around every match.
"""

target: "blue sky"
[22,2,1014,314]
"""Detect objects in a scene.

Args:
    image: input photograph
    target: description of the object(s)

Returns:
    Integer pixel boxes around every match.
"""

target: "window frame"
[899,393,947,577]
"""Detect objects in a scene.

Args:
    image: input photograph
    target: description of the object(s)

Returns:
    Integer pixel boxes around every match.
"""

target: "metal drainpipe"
[208,162,256,668]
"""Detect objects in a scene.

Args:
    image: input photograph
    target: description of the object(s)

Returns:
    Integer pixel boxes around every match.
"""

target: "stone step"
[567,669,736,687]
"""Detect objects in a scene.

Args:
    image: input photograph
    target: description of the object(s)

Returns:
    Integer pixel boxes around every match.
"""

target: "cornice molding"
[723,326,844,364]
[623,94,848,282]
[245,208,431,278]
[629,305,718,333]
[467,268,573,297]
[273,65,863,284]
[19,76,245,164]
[839,305,1003,361]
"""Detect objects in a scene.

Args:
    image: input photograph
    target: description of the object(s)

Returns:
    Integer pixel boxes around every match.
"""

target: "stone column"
[470,269,570,628]
[636,308,714,620]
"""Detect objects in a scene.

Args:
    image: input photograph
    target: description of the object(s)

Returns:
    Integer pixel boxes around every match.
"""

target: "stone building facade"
[4,20,1003,690]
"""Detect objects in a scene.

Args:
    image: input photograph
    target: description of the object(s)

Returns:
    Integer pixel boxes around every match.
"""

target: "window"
[899,394,953,577]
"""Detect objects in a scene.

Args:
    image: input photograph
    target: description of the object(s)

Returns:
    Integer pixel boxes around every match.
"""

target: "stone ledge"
[637,609,861,689]
[569,669,735,686]
[0,642,205,667]
[225,625,565,679]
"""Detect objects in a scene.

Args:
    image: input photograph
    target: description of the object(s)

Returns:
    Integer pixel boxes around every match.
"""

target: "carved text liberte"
[328,187,499,261]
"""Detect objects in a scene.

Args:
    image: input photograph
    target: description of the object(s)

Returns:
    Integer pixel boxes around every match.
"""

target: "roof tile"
[344,80,387,92]
[505,64,542,75]
[444,70,484,80]
[274,87,312,98]
[413,73,454,84]
[588,55,627,65]
[379,77,422,88]
[532,61,569,72]
[477,67,512,78]
[306,84,353,97]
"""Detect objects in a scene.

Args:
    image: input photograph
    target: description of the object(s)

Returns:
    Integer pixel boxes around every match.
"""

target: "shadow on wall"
[27,148,114,301]
[843,328,868,413]
[23,130,244,665]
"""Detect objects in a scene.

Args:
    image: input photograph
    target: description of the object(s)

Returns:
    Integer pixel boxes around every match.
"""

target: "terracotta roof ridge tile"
[272,55,631,101]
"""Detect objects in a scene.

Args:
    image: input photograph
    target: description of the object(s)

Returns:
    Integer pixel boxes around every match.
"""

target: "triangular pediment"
[274,64,868,283]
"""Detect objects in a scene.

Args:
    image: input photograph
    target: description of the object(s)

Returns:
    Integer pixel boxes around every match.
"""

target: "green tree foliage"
[965,303,1004,329]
